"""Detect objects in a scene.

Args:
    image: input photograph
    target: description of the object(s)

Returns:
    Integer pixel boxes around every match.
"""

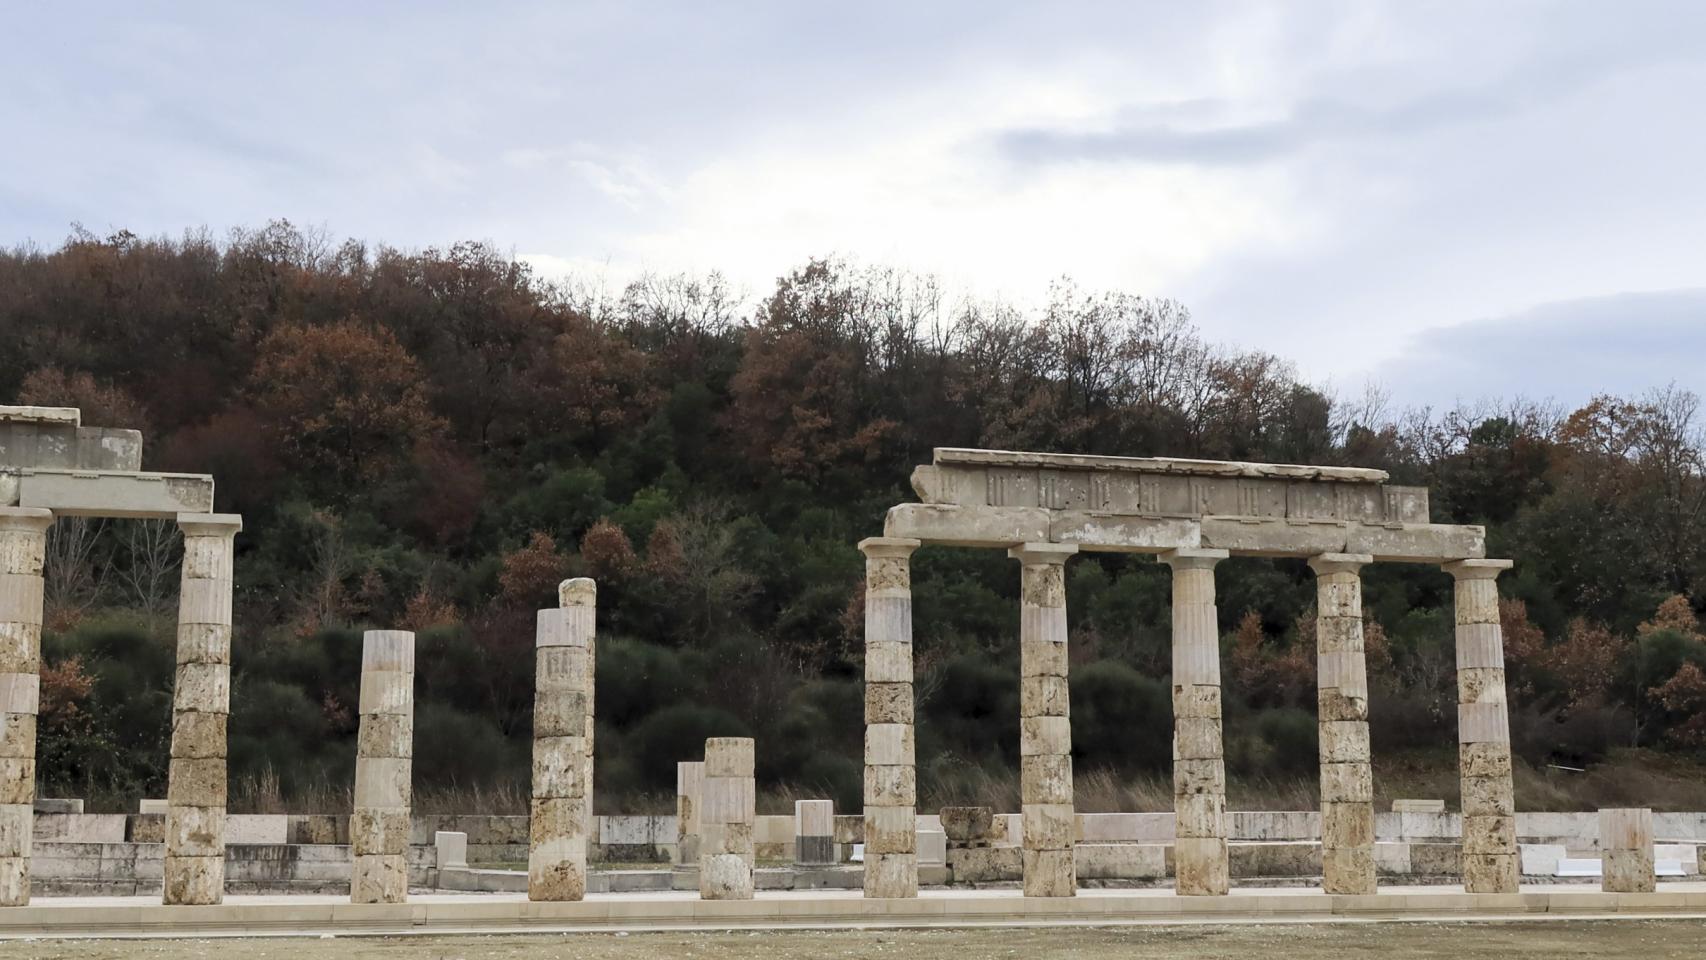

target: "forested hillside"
[4,222,1705,812]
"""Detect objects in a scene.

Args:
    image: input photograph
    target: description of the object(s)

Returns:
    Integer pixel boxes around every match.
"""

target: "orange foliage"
[580,518,637,581]
[1542,618,1624,711]
[38,657,95,730]
[644,520,687,582]
[1649,662,1706,747]
[398,587,460,631]
[1639,594,1702,640]
[16,367,151,433]
[497,532,568,607]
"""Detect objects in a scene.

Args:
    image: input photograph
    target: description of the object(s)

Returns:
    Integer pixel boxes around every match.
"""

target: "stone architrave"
[859,536,921,899]
[1161,548,1231,896]
[699,737,755,900]
[163,513,241,906]
[1600,808,1655,893]
[1010,542,1078,897]
[0,508,50,906]
[351,630,414,904]
[676,760,705,867]
[530,590,593,901]
[559,578,595,820]
[1309,552,1376,895]
[1443,559,1519,894]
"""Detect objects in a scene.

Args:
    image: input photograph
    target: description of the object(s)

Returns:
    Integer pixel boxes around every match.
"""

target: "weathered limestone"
[162,513,240,906]
[860,536,921,899]
[530,586,594,901]
[699,737,755,900]
[1162,547,1231,896]
[1600,808,1655,893]
[1444,558,1519,894]
[1309,553,1376,895]
[1011,542,1077,897]
[676,760,704,866]
[351,630,414,904]
[0,508,49,906]
[559,578,596,823]
[796,799,834,865]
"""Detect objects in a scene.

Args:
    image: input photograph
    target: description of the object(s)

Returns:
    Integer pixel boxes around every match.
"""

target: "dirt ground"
[4,920,1706,960]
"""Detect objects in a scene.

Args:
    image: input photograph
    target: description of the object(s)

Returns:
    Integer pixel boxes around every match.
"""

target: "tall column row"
[1445,559,1519,894]
[530,581,594,901]
[1162,548,1230,896]
[1012,543,1077,897]
[0,508,50,907]
[1309,553,1376,895]
[164,513,241,906]
[351,629,414,904]
[860,537,920,899]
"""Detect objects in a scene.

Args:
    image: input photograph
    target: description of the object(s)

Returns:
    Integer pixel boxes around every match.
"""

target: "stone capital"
[859,537,921,560]
[1442,558,1513,581]
[0,507,53,533]
[176,513,242,538]
[1308,553,1372,577]
[1159,547,1229,571]
[1007,542,1077,565]
[558,577,596,607]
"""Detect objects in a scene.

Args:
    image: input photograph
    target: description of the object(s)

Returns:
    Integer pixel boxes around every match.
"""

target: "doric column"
[1309,553,1376,895]
[796,799,834,865]
[559,578,595,822]
[675,760,704,866]
[164,512,241,906]
[859,536,920,899]
[1443,559,1518,894]
[0,508,50,907]
[351,629,414,904]
[1010,542,1077,898]
[530,583,593,901]
[1161,547,1230,896]
[699,736,755,900]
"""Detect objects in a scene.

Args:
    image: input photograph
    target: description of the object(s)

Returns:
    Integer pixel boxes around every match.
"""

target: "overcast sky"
[6,2,1705,412]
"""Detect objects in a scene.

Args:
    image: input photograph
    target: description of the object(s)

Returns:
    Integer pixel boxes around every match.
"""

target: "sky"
[5,1,1706,412]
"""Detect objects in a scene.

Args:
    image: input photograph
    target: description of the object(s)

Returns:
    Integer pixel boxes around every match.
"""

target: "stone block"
[1409,841,1461,875]
[864,682,912,724]
[1462,851,1519,893]
[1020,753,1073,805]
[864,764,916,807]
[1174,837,1230,895]
[704,737,754,778]
[1019,715,1071,756]
[1600,807,1653,850]
[171,662,229,714]
[1602,848,1655,893]
[1175,792,1225,839]
[162,854,222,905]
[0,674,38,716]
[918,828,946,866]
[358,670,413,715]
[352,757,411,809]
[356,712,413,759]
[864,723,914,766]
[1172,682,1221,719]
[1172,717,1223,760]
[1322,844,1376,893]
[1020,639,1069,678]
[169,710,227,760]
[1320,720,1370,763]
[1457,667,1507,705]
[700,776,756,825]
[529,836,587,901]
[1020,673,1070,717]
[864,642,913,684]
[129,813,165,843]
[1462,774,1515,817]
[533,689,587,739]
[532,735,588,799]
[176,578,233,626]
[700,852,754,899]
[350,807,411,856]
[948,844,1020,883]
[1521,843,1565,876]
[883,503,1050,547]
[1323,802,1374,848]
[0,623,39,674]
[1391,799,1446,813]
[350,853,407,903]
[0,805,28,858]
[179,536,235,581]
[864,804,915,854]
[166,758,224,807]
[833,814,865,844]
[1320,762,1373,803]
[0,713,35,757]
[1022,846,1075,897]
[863,851,917,898]
[1464,813,1516,852]
[1075,842,1167,880]
[940,806,993,844]
[1173,757,1225,796]
[164,805,224,857]
[1231,840,1322,878]
[1022,803,1076,850]
[1375,841,1412,875]
[1232,809,1319,841]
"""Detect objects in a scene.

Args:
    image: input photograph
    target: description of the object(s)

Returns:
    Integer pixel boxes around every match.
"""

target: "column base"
[699,853,755,900]
[863,851,918,898]
[1174,837,1230,896]
[527,837,588,901]
[1462,852,1519,894]
[350,853,408,904]
[1602,849,1656,894]
[0,856,27,907]
[1322,845,1377,895]
[1021,847,1076,897]
[163,855,224,905]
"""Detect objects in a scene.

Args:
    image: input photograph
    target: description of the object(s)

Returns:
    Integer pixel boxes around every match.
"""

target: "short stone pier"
[700,737,755,900]
[351,630,414,904]
[1600,808,1655,893]
[795,800,834,865]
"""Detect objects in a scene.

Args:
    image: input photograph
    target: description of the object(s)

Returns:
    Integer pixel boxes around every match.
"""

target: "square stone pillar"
[164,512,241,906]
[1309,552,1376,895]
[351,629,414,904]
[675,760,704,866]
[1161,548,1230,896]
[0,508,51,907]
[796,799,835,865]
[530,586,593,901]
[1010,542,1078,898]
[700,736,755,900]
[859,536,921,899]
[1600,808,1655,893]
[1443,558,1519,894]
[559,578,595,820]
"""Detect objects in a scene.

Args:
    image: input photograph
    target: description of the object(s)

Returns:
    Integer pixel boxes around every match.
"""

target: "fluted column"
[1309,553,1376,895]
[700,736,755,899]
[1010,542,1077,898]
[859,536,920,899]
[351,629,414,904]
[0,508,50,906]
[559,578,595,821]
[163,512,240,906]
[530,582,593,901]
[1161,547,1230,896]
[675,760,704,866]
[1443,558,1518,894]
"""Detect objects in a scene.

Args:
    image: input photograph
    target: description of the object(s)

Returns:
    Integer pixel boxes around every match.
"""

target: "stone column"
[1161,548,1230,897]
[1443,559,1518,894]
[1010,542,1077,898]
[796,799,834,865]
[0,508,50,907]
[351,629,414,904]
[1309,552,1376,895]
[675,760,704,867]
[559,578,595,822]
[859,536,921,899]
[163,512,241,906]
[530,590,593,901]
[699,736,755,900]
[1600,808,1655,893]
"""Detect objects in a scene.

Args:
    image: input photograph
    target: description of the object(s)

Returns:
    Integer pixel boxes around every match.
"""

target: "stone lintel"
[1308,553,1373,576]
[1008,542,1078,565]
[177,513,242,537]
[932,447,1390,484]
[18,469,215,519]
[858,537,922,559]
[883,504,1048,547]
[1443,559,1514,580]
[0,407,79,426]
[1049,513,1201,552]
